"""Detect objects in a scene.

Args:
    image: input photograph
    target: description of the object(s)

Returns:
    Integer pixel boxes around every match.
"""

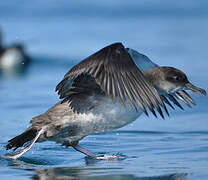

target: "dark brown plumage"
[4,42,206,160]
[56,43,168,118]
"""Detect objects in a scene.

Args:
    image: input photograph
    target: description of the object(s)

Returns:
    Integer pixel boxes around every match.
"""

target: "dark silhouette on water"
[4,43,206,160]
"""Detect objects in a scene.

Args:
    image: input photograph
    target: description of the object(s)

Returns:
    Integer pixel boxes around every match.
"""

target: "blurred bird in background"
[0,27,30,75]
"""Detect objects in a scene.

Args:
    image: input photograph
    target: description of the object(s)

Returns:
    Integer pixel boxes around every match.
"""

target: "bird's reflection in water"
[6,158,188,180]
[32,167,188,180]
[0,64,30,77]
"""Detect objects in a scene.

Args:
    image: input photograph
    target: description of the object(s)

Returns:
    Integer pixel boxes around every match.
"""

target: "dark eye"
[173,76,182,81]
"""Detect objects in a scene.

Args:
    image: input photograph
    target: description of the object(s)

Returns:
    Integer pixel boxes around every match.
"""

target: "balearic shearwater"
[0,29,30,72]
[4,43,206,160]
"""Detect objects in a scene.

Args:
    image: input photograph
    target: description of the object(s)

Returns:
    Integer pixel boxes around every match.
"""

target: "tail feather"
[4,128,44,159]
[6,128,38,151]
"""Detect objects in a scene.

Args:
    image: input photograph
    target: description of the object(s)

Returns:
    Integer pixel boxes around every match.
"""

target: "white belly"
[79,100,142,133]
[52,97,143,144]
[0,48,23,69]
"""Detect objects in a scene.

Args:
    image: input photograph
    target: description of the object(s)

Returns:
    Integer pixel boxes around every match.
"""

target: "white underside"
[0,48,23,69]
[51,97,143,144]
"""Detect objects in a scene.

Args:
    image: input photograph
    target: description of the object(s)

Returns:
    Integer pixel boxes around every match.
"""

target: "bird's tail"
[4,127,44,159]
[6,127,38,151]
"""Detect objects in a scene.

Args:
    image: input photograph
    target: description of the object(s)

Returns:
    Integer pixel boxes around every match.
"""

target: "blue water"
[0,1,208,179]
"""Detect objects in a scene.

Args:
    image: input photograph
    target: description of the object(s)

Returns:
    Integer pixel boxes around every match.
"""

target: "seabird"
[0,29,30,73]
[4,42,206,160]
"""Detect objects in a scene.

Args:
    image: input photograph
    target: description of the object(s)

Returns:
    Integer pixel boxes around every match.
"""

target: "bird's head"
[143,66,206,96]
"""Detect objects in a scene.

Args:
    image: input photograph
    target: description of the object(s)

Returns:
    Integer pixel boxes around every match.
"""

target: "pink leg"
[72,144,97,158]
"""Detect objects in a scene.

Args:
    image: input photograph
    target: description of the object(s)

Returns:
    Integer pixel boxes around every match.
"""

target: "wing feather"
[56,42,168,117]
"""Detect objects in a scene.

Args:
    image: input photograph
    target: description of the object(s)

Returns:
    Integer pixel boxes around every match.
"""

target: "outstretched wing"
[56,42,169,118]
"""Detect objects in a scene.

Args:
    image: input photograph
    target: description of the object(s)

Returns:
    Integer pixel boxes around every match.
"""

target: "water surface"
[0,1,208,179]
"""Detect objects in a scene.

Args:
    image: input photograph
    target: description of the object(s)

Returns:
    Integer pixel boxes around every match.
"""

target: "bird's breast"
[68,97,142,135]
[48,97,143,144]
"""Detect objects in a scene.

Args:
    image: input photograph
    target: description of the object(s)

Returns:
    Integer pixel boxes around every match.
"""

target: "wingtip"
[143,109,149,117]
[161,95,175,110]
[202,89,207,96]
[159,111,165,119]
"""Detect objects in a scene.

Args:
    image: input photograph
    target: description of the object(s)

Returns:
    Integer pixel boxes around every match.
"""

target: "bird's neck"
[142,67,161,86]
[142,67,167,95]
